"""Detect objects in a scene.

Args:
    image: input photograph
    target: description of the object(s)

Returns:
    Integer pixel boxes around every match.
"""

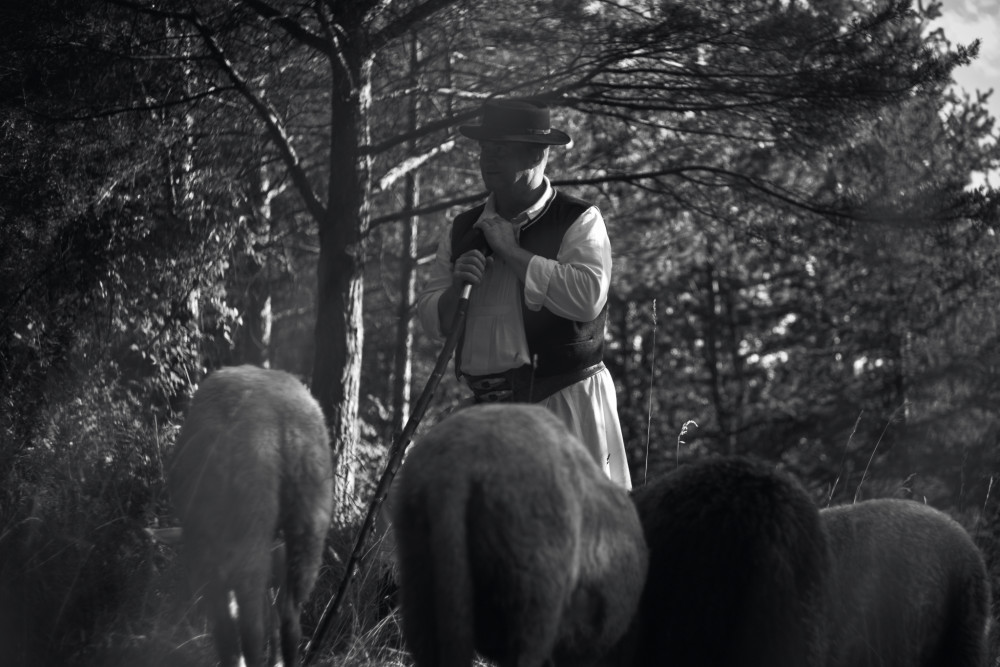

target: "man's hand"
[473,215,533,281]
[452,249,491,287]
[473,215,518,257]
[438,248,492,334]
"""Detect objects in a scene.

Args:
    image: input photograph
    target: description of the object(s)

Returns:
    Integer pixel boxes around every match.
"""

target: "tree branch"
[368,0,458,54]
[188,13,328,224]
[366,78,595,156]
[367,106,477,155]
[376,139,456,191]
[105,0,193,22]
[27,86,237,121]
[367,164,895,229]
[370,192,484,227]
[238,0,333,55]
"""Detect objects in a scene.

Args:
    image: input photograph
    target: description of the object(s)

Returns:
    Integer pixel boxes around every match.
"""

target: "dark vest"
[450,190,608,377]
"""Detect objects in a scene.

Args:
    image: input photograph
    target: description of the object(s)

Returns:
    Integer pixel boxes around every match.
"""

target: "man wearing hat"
[416,98,631,488]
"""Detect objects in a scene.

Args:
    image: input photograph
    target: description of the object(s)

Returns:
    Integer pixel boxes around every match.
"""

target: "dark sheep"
[821,498,991,667]
[622,456,830,667]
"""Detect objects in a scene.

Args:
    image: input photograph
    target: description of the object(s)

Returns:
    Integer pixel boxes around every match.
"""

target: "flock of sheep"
[168,365,992,667]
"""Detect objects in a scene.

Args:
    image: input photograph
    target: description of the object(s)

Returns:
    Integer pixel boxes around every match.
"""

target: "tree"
[57,0,966,498]
[3,0,999,659]
[595,4,1000,500]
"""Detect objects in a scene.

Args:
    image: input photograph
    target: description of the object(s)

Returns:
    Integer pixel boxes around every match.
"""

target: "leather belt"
[464,361,605,404]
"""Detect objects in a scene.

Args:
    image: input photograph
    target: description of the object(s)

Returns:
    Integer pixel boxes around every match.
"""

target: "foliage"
[1,0,999,664]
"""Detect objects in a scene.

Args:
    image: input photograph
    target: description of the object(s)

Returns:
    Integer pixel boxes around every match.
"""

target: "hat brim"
[459,124,571,145]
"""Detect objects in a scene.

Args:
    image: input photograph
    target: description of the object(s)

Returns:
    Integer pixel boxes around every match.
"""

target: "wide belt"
[464,361,605,404]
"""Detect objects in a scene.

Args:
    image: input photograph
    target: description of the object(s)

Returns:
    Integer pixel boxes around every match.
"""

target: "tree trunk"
[392,182,418,434]
[720,271,746,452]
[233,165,274,367]
[312,56,373,519]
[392,37,422,434]
[702,255,735,456]
[233,256,272,367]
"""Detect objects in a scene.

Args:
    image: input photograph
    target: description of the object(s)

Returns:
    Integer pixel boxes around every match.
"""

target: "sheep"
[821,498,991,667]
[623,456,831,667]
[389,403,648,667]
[168,365,334,667]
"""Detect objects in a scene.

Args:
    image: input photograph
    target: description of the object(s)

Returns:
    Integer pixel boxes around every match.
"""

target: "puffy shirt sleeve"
[522,205,611,321]
[415,226,455,340]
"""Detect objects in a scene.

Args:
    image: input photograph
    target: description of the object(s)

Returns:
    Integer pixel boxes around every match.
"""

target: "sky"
[932,0,1000,186]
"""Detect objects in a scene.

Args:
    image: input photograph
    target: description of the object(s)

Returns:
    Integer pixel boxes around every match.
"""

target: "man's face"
[477,140,543,194]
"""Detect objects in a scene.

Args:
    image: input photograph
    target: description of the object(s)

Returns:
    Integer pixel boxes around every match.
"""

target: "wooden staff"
[303,282,474,665]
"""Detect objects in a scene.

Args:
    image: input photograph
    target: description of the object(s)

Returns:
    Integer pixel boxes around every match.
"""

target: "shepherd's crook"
[303,283,473,665]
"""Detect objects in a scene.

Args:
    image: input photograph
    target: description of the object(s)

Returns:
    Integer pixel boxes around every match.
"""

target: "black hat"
[459,98,571,145]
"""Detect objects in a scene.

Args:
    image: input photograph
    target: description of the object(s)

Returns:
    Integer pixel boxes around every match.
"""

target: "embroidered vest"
[450,190,608,377]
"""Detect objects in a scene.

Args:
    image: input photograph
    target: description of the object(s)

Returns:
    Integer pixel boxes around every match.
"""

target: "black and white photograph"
[2,1,998,665]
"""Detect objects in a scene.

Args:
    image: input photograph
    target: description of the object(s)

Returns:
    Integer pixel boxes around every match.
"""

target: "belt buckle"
[469,376,508,392]
[478,388,514,402]
[467,374,514,403]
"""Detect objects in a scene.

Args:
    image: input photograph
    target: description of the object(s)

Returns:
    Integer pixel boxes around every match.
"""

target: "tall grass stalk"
[853,403,906,504]
[827,411,863,506]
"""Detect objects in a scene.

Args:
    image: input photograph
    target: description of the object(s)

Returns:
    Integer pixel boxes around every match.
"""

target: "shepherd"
[415,96,631,488]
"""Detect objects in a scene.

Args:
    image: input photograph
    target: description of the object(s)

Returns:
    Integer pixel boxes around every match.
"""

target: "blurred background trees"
[1,0,998,664]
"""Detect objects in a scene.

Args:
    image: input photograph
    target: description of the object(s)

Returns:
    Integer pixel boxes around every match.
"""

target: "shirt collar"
[485,177,555,226]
